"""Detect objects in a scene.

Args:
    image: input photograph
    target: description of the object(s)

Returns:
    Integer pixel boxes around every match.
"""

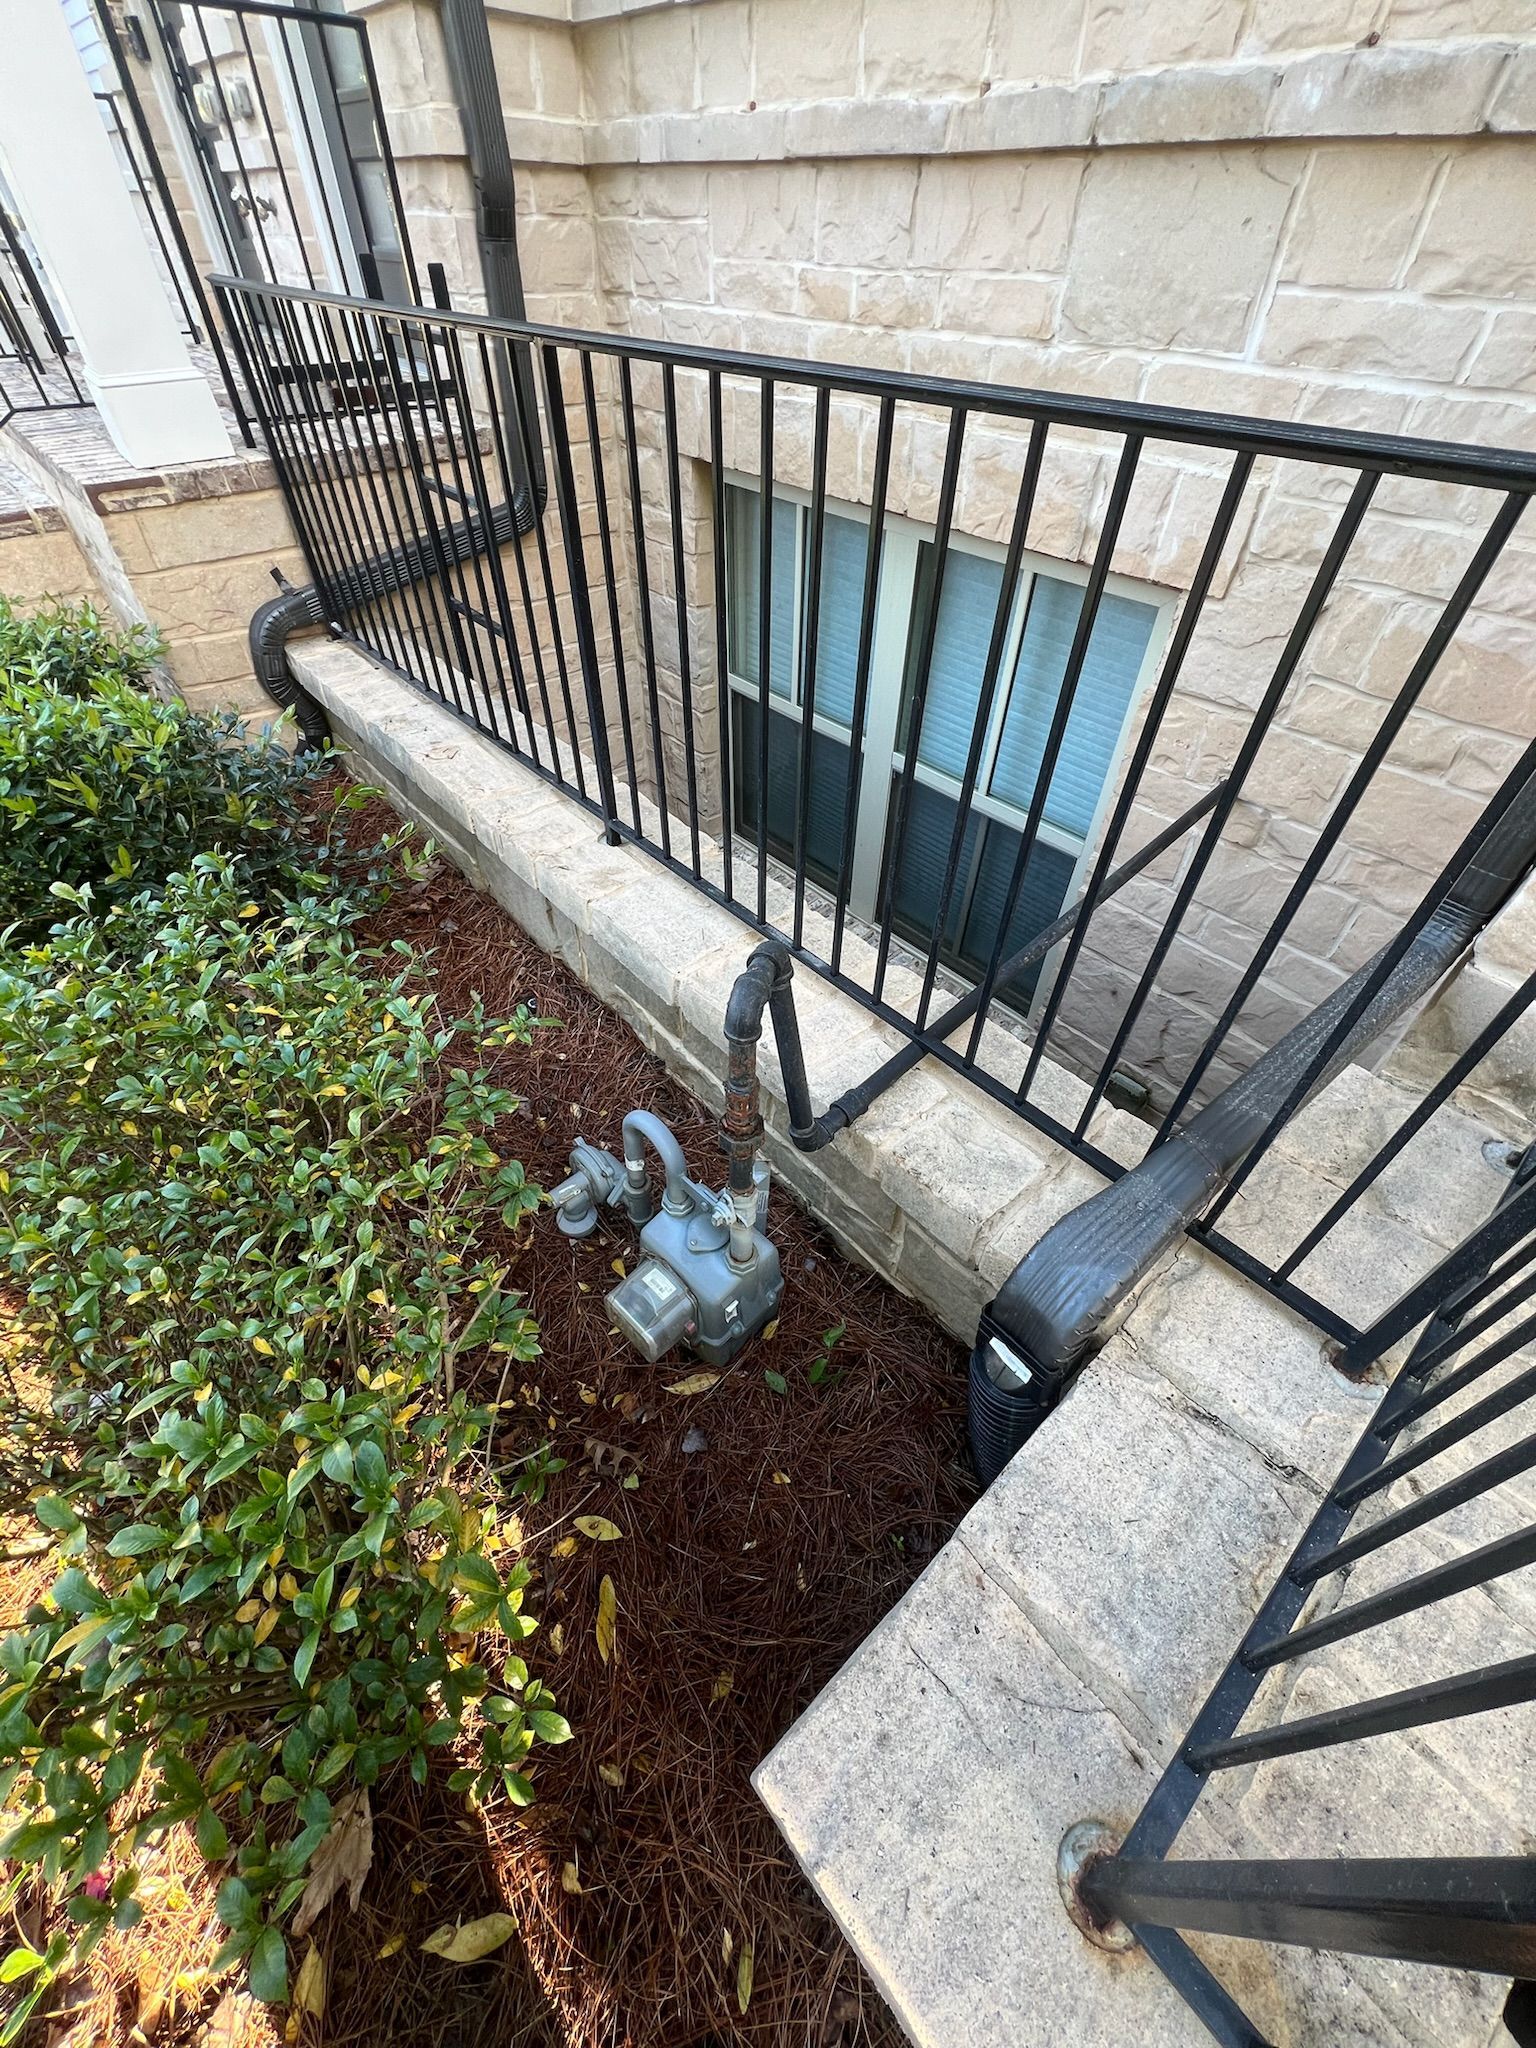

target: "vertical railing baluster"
[709,367,734,903]
[916,417,1046,1032]
[873,405,969,1003]
[619,355,670,856]
[581,350,642,831]
[662,363,702,877]
[756,376,776,926]
[832,394,895,977]
[793,386,832,950]
[542,342,621,842]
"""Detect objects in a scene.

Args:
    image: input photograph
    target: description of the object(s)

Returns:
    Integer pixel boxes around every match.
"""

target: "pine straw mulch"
[9,778,976,2048]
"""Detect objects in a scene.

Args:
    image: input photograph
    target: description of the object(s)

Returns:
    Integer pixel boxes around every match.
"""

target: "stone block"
[1259,290,1486,381]
[814,161,919,268]
[1097,60,1276,148]
[586,873,748,1030]
[1116,1247,1377,1487]
[710,163,817,262]
[1063,149,1297,355]
[1082,0,1239,69]
[863,0,989,93]
[874,1093,1054,1262]
[122,487,296,572]
[1268,43,1509,139]
[961,1342,1326,1747]
[945,81,1094,155]
[937,271,1056,342]
[753,1541,1207,2048]
[1278,140,1442,291]
[986,0,1086,83]
[911,155,1081,275]
[1412,141,1536,299]
[752,0,857,100]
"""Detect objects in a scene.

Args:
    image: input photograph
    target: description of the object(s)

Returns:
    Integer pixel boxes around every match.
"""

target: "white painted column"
[0,0,230,467]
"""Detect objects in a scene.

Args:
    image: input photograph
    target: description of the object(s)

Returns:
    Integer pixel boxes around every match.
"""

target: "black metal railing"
[213,273,1536,1358]
[1076,1147,1536,2044]
[0,205,88,426]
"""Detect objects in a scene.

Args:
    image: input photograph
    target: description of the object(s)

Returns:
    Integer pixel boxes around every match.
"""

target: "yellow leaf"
[338,1585,361,1611]
[253,1607,279,1647]
[552,1536,578,1560]
[410,1879,429,1896]
[378,1933,405,1959]
[561,1861,582,1896]
[737,1938,754,2015]
[772,1471,791,1486]
[239,902,260,919]
[235,1599,261,1625]
[279,1573,298,1602]
[761,1318,780,1342]
[665,1372,720,1397]
[294,1943,325,2018]
[710,1670,733,1703]
[549,1622,565,1656]
[251,1337,274,1357]
[574,1516,623,1543]
[722,1926,733,1964]
[610,1259,626,1279]
[318,1084,347,1099]
[419,1913,518,1963]
[595,1575,617,1666]
[598,1762,624,1788]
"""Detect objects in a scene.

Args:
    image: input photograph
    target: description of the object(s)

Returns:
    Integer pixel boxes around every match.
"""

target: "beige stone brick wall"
[337,0,1536,1108]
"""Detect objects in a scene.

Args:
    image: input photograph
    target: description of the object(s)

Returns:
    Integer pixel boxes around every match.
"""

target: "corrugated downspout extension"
[247,0,546,746]
[969,763,1536,1485]
[247,492,537,749]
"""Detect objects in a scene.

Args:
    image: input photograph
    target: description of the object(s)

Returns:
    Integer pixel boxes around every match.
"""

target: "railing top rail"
[210,271,1536,492]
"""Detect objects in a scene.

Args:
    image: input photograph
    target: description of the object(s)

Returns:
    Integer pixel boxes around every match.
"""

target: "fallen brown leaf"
[292,1787,373,1938]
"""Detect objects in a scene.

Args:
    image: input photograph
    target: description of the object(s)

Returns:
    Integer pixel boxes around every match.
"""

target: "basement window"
[722,479,1167,1013]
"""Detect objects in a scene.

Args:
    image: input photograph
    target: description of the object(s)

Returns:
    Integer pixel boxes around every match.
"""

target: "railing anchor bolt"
[1057,1821,1138,1955]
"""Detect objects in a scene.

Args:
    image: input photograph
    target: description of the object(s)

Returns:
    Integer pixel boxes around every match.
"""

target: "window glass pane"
[960,821,1077,1007]
[806,510,872,730]
[732,696,853,884]
[990,576,1156,838]
[900,543,1007,782]
[883,781,1074,1009]
[725,484,796,700]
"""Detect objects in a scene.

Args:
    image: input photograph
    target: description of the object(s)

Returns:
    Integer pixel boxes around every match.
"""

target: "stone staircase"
[754,1055,1534,2048]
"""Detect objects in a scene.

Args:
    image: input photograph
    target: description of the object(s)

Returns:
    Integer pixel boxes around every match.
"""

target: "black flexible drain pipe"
[247,491,537,750]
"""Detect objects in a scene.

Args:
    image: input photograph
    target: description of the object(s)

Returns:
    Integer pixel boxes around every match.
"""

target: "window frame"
[721,469,1174,1013]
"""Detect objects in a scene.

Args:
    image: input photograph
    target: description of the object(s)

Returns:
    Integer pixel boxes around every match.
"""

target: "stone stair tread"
[752,1538,1210,2048]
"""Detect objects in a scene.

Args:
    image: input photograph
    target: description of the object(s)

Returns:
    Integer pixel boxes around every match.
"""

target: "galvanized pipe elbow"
[621,1109,692,1220]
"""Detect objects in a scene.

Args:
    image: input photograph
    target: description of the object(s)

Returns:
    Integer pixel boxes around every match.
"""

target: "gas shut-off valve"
[548,1109,781,1367]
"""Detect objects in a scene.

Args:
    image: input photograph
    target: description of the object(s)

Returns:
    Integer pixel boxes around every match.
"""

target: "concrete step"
[756,1232,1526,2047]
[1211,1060,1519,1335]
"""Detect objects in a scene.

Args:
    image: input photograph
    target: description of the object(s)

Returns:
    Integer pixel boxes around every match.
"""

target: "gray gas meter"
[549,1109,781,1368]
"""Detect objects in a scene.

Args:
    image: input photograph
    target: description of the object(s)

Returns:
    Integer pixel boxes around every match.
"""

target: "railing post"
[539,341,621,846]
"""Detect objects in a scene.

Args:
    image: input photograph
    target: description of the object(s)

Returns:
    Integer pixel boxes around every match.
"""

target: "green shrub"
[0,596,160,699]
[0,858,557,2030]
[0,672,314,934]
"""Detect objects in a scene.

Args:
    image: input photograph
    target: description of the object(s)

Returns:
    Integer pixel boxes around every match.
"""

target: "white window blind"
[726,486,797,700]
[906,545,1008,781]
[990,578,1156,838]
[805,510,871,730]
